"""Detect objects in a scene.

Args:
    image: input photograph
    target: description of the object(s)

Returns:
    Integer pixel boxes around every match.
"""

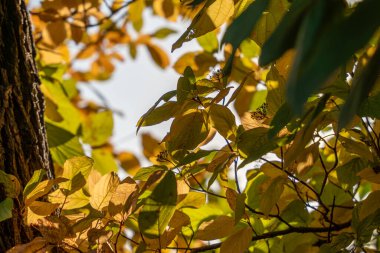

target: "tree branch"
[189,221,351,253]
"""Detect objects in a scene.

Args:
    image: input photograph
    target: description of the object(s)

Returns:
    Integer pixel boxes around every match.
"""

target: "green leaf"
[82,110,113,147]
[46,122,75,148]
[24,170,46,198]
[259,0,312,66]
[269,102,293,138]
[339,46,380,129]
[138,171,177,238]
[222,0,269,50]
[336,158,367,189]
[238,128,278,168]
[0,198,13,222]
[287,0,380,112]
[137,90,177,133]
[151,28,176,39]
[92,148,119,175]
[50,136,85,166]
[197,31,219,53]
[138,102,179,128]
[281,200,310,226]
[133,165,167,181]
[359,92,380,119]
[250,0,289,47]
[177,149,217,167]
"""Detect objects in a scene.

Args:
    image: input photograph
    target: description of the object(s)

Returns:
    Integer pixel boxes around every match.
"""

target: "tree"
[0,0,54,250]
[2,0,380,252]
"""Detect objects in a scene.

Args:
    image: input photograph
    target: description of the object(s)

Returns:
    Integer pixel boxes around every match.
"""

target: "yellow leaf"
[208,104,237,141]
[118,152,141,176]
[48,188,89,210]
[172,0,234,51]
[166,110,209,152]
[89,172,120,211]
[26,201,60,225]
[220,226,253,253]
[43,21,69,47]
[76,44,97,60]
[177,192,206,209]
[196,216,235,240]
[109,177,139,221]
[146,42,170,69]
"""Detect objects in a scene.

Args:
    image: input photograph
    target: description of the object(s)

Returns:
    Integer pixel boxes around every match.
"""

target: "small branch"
[189,221,351,252]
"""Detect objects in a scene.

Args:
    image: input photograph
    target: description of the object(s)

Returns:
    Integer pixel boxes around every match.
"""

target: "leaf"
[24,170,46,198]
[109,177,139,221]
[92,147,118,175]
[89,172,120,211]
[151,27,176,39]
[177,149,217,167]
[63,156,94,180]
[138,171,177,238]
[238,127,278,168]
[260,176,286,216]
[259,0,312,66]
[118,152,141,176]
[7,237,48,253]
[0,198,13,222]
[49,136,84,166]
[166,110,209,152]
[208,104,237,141]
[359,92,380,119]
[220,226,253,253]
[43,21,68,46]
[82,110,113,147]
[197,31,219,53]
[196,216,235,240]
[0,171,21,198]
[359,190,380,221]
[339,46,380,129]
[250,0,288,47]
[146,42,170,69]
[26,201,60,225]
[137,90,177,133]
[226,188,247,223]
[46,122,75,148]
[134,165,167,181]
[287,0,380,112]
[137,101,179,128]
[172,0,234,51]
[177,192,206,209]
[222,0,268,74]
[25,179,56,206]
[336,158,367,189]
[48,188,89,210]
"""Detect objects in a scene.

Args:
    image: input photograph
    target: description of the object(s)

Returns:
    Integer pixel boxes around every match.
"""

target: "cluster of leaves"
[2,0,380,252]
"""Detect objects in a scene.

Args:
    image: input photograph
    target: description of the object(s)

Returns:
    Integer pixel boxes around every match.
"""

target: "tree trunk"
[0,0,53,250]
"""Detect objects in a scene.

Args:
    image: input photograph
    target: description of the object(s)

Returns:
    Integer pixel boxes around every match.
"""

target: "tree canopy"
[1,0,380,252]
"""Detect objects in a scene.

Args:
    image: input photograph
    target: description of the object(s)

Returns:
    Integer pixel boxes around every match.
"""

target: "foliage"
[3,0,380,252]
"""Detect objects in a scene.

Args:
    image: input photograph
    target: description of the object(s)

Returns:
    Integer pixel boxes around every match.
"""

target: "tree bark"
[0,0,53,250]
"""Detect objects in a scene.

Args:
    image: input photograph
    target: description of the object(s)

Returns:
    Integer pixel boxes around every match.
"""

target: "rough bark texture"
[0,0,53,250]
